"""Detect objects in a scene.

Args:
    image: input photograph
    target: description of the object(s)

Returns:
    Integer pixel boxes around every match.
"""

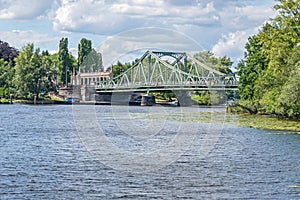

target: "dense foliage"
[0,40,18,66]
[0,59,11,98]
[237,0,300,118]
[191,51,234,105]
[58,38,70,85]
[78,38,102,73]
[0,38,94,100]
[13,44,55,99]
[0,40,19,98]
[78,38,92,69]
[193,51,233,74]
[106,61,132,77]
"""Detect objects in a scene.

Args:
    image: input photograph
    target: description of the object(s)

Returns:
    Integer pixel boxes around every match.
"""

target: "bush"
[0,87,8,98]
[0,98,9,104]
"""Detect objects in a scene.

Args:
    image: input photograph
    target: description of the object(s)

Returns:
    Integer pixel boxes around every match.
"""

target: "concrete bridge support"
[173,91,197,106]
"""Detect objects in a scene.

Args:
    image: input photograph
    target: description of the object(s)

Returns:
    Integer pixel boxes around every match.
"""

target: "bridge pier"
[141,95,155,106]
[94,92,112,104]
[111,92,133,105]
[95,92,156,106]
[173,91,197,106]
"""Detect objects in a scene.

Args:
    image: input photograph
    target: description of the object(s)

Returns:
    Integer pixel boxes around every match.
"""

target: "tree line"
[0,37,235,104]
[0,38,102,100]
[236,0,300,118]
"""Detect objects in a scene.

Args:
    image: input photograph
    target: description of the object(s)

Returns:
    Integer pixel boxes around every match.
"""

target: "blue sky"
[0,0,277,66]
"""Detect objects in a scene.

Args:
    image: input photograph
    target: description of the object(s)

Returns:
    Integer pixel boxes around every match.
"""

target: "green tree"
[40,50,57,93]
[106,61,131,77]
[193,51,233,74]
[272,44,300,117]
[14,44,56,99]
[191,91,223,105]
[0,40,19,98]
[58,37,70,85]
[69,53,78,73]
[236,0,300,117]
[0,59,12,98]
[190,51,233,105]
[236,35,268,101]
[80,48,102,72]
[49,53,60,86]
[78,38,92,72]
[257,1,299,116]
[0,59,11,88]
[14,44,39,98]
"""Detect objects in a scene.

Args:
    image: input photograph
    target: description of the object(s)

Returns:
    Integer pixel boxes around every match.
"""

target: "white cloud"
[69,47,78,57]
[0,0,53,19]
[52,0,220,35]
[1,30,60,50]
[50,0,277,62]
[212,31,248,61]
[219,5,276,31]
[0,0,278,65]
[97,28,202,67]
[53,0,139,34]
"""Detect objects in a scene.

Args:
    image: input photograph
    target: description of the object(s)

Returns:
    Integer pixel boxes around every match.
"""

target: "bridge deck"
[96,84,238,93]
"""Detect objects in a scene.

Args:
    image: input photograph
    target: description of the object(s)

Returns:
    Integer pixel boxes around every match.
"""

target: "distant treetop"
[0,40,19,66]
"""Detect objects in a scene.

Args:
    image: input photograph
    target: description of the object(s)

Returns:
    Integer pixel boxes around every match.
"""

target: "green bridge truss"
[95,50,238,93]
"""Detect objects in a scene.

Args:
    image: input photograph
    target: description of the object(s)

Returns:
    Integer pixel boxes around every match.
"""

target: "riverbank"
[229,113,300,133]
[13,99,69,105]
[0,98,11,104]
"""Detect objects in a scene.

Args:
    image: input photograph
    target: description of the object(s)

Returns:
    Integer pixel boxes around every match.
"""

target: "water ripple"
[0,104,299,199]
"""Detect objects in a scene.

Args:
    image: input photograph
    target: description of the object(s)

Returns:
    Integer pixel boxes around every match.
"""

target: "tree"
[273,44,300,117]
[40,50,57,94]
[78,38,92,72]
[69,53,78,73]
[80,48,102,72]
[193,51,233,74]
[0,59,10,87]
[0,59,11,98]
[0,40,18,97]
[106,61,131,77]
[191,91,223,105]
[236,35,268,101]
[0,40,18,66]
[14,44,56,99]
[58,37,70,85]
[191,51,233,105]
[236,0,300,117]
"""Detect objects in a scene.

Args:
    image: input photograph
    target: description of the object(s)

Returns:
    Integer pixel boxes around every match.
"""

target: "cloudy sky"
[0,0,277,66]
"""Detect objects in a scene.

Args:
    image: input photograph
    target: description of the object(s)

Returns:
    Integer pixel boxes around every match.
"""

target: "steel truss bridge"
[95,50,238,93]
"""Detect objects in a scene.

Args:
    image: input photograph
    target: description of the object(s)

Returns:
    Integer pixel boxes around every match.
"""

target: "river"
[0,104,299,199]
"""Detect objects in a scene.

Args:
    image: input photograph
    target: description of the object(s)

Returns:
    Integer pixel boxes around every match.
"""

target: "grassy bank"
[142,110,300,133]
[228,113,300,133]
[0,98,10,104]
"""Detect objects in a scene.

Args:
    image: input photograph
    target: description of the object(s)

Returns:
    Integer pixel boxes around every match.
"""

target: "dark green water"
[0,104,299,199]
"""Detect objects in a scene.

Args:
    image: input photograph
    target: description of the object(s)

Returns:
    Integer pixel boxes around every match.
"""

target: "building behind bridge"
[71,71,112,86]
[58,69,113,101]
